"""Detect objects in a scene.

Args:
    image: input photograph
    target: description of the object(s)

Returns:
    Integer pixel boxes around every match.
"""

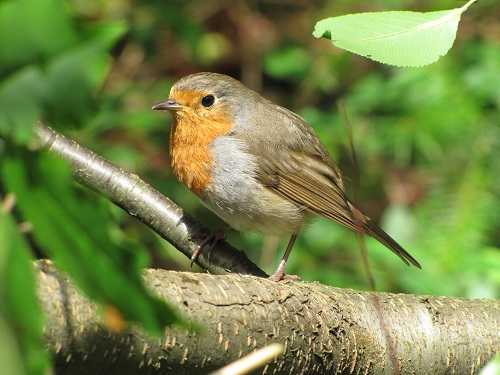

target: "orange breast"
[169,96,233,195]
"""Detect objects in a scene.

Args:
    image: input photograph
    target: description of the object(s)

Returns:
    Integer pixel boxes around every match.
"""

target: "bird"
[152,72,421,280]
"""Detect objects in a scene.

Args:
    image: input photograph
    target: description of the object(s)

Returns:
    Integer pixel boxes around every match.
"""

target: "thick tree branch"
[32,123,500,374]
[34,122,266,277]
[36,260,500,375]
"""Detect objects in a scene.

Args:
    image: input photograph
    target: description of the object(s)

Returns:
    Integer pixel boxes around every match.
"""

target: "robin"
[153,72,420,280]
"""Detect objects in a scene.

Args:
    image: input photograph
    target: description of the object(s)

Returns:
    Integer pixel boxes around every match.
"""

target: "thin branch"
[34,122,267,278]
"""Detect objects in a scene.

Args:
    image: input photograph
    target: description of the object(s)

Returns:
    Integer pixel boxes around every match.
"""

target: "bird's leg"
[268,234,301,281]
[190,225,230,266]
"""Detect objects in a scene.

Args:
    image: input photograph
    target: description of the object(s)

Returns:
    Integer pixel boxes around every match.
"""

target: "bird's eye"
[201,94,215,108]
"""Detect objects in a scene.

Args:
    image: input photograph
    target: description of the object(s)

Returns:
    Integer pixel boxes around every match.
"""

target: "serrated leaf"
[313,1,476,67]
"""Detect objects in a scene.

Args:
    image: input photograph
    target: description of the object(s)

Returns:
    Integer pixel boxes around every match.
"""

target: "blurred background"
[1,0,499,297]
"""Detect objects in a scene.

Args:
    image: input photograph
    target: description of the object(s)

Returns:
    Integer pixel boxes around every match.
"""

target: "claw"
[268,267,301,282]
[190,226,229,266]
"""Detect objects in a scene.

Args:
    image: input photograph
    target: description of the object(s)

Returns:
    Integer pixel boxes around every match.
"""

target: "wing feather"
[234,100,421,268]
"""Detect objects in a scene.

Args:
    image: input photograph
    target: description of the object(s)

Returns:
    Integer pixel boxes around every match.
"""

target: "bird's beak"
[152,99,184,111]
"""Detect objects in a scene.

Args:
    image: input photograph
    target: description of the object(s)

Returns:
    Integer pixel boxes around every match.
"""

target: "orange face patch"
[168,89,233,195]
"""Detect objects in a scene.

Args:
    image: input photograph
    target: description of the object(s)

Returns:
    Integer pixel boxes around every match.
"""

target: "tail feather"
[364,219,421,269]
[347,201,421,268]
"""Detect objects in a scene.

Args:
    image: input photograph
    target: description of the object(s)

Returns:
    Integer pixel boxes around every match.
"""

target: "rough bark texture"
[36,260,500,375]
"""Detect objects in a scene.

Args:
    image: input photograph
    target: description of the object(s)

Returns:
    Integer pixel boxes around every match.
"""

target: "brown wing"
[257,149,367,233]
[237,102,421,268]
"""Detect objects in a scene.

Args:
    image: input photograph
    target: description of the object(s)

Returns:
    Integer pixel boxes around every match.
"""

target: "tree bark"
[36,260,500,375]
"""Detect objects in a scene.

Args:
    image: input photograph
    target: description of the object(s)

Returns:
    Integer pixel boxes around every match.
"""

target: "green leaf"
[1,150,184,333]
[0,66,44,144]
[0,312,25,375]
[0,206,50,375]
[0,0,177,337]
[313,1,477,67]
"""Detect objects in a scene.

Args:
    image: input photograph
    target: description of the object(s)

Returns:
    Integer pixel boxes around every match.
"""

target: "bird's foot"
[268,263,301,282]
[190,226,229,266]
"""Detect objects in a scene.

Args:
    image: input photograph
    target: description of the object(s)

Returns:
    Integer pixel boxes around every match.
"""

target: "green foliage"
[0,0,126,143]
[0,0,499,372]
[0,0,185,373]
[313,0,476,67]
[1,150,182,331]
[0,205,49,375]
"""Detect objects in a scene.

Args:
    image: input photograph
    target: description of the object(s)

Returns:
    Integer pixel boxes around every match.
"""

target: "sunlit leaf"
[313,1,477,67]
